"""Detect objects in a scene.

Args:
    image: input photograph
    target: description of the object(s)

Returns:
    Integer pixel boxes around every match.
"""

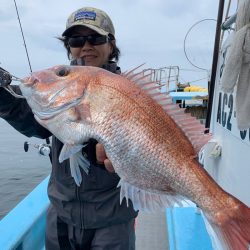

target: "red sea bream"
[20,65,250,250]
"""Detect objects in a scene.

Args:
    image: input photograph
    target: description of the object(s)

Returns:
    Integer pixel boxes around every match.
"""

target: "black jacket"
[0,66,138,229]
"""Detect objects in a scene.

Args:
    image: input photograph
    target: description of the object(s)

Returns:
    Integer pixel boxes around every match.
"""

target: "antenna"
[183,18,216,71]
[13,0,33,73]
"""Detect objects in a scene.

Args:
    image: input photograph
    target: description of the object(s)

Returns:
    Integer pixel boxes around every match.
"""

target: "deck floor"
[135,211,169,250]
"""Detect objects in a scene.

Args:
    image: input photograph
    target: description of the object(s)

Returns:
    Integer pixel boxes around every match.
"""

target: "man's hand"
[0,67,12,87]
[96,143,115,173]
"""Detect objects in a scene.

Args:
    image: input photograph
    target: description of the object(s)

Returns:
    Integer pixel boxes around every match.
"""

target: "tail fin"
[203,203,250,250]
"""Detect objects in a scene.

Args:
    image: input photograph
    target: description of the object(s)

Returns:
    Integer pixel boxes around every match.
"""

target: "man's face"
[69,26,113,67]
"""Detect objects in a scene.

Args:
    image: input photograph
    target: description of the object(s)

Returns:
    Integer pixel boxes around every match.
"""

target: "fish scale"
[20,65,250,250]
[82,80,188,194]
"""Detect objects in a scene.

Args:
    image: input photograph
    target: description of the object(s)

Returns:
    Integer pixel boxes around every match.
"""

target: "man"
[0,7,138,250]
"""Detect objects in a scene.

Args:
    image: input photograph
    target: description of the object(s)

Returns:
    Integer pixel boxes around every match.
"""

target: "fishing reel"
[0,67,12,87]
[24,141,51,157]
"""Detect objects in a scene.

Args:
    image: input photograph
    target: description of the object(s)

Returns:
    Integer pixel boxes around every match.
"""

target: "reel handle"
[24,141,51,156]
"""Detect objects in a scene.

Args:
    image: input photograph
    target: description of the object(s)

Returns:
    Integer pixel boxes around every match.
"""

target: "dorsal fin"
[123,67,212,155]
[122,63,146,78]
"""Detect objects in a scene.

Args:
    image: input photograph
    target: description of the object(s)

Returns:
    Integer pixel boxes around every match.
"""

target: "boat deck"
[0,177,214,250]
[136,211,169,250]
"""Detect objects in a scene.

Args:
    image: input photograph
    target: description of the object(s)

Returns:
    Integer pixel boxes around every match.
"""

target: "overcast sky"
[1,0,237,88]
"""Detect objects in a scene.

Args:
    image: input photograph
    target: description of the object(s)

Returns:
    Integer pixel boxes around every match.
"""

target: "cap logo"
[74,11,96,22]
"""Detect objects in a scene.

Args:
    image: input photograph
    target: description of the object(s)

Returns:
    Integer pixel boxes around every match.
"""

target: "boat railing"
[142,66,180,92]
[0,176,50,250]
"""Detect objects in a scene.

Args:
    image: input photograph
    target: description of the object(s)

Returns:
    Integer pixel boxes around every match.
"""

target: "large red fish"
[20,65,250,250]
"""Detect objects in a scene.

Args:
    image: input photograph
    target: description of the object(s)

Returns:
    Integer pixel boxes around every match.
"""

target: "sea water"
[0,119,50,219]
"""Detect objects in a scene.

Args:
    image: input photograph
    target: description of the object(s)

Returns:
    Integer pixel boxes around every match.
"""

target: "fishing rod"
[0,1,52,157]
[0,67,52,155]
[0,66,52,155]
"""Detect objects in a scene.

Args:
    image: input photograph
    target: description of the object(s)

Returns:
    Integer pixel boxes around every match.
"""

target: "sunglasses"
[68,34,110,48]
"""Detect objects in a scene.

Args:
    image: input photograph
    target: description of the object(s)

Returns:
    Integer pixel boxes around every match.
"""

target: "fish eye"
[57,68,69,77]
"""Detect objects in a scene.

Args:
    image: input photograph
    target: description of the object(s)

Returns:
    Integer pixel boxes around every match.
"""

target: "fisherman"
[0,7,138,250]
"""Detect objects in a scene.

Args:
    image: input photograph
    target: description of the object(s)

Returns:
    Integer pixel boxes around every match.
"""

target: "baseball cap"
[62,7,115,37]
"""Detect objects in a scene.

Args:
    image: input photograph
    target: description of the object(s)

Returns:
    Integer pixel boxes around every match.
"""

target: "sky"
[0,0,237,88]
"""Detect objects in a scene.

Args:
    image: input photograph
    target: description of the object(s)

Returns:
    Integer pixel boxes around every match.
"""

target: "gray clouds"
[0,0,237,87]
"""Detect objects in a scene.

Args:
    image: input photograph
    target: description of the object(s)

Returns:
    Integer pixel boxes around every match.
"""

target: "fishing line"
[13,0,32,74]
[4,86,25,99]
[0,0,31,99]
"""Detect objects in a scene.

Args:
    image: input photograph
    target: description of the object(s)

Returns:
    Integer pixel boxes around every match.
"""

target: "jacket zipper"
[76,185,84,229]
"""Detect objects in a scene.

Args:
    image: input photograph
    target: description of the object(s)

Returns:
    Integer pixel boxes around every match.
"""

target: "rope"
[220,0,232,45]
[181,77,208,85]
[179,68,207,72]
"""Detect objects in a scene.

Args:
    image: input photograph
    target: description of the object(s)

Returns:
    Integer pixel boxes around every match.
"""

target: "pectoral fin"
[59,143,86,162]
[69,150,90,186]
[59,143,90,186]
